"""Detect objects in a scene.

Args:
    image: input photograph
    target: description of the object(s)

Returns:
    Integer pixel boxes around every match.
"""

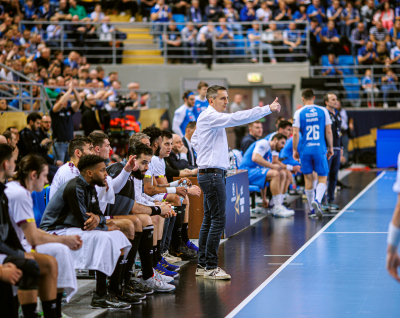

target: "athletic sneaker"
[127,279,154,295]
[204,267,231,280]
[162,251,182,264]
[122,286,146,300]
[195,265,205,276]
[112,291,142,305]
[160,257,180,272]
[169,245,198,261]
[308,209,317,218]
[137,276,176,293]
[154,263,179,278]
[90,292,131,310]
[271,205,294,218]
[186,240,199,253]
[312,200,323,218]
[321,204,330,212]
[328,203,340,211]
[153,268,174,283]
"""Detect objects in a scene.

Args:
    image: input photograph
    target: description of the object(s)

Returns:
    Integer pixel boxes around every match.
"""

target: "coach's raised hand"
[269,97,281,113]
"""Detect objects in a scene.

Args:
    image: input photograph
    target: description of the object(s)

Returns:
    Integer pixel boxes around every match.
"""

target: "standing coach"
[191,85,281,280]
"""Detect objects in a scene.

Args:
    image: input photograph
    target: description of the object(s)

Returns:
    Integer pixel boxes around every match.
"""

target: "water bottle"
[229,149,237,174]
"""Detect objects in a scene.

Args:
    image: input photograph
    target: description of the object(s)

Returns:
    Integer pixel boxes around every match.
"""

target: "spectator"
[38,0,53,20]
[262,21,282,62]
[36,115,53,149]
[248,22,276,63]
[293,4,307,24]
[80,93,101,136]
[49,64,62,78]
[0,59,13,81]
[360,0,375,30]
[197,21,215,68]
[183,120,196,167]
[106,80,122,109]
[283,22,303,61]
[273,0,292,23]
[11,59,22,81]
[215,16,234,63]
[396,6,400,19]
[0,99,18,112]
[307,0,326,25]
[381,69,399,108]
[361,69,379,107]
[50,81,82,162]
[168,0,190,15]
[390,19,400,45]
[35,47,51,69]
[141,0,157,22]
[151,0,172,24]
[230,93,247,149]
[256,0,272,22]
[170,134,197,169]
[2,130,18,147]
[391,38,400,64]
[308,18,323,62]
[46,19,63,48]
[36,66,48,83]
[44,77,60,100]
[379,2,394,31]
[188,0,203,26]
[205,0,223,22]
[327,0,343,26]
[52,0,72,21]
[90,3,105,22]
[160,118,171,131]
[68,0,88,21]
[376,41,390,64]
[223,0,242,34]
[341,1,360,38]
[320,20,340,54]
[181,21,198,63]
[240,120,263,153]
[162,21,183,64]
[370,20,391,51]
[240,0,256,24]
[357,40,380,64]
[22,0,38,22]
[19,29,31,47]
[9,84,41,111]
[350,22,368,56]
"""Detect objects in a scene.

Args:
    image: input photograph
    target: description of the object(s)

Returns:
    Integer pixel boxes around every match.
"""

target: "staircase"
[109,14,164,65]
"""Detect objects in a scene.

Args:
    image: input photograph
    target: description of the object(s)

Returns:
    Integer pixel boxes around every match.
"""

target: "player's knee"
[5,255,40,290]
[182,196,188,205]
[279,170,286,179]
[128,215,142,232]
[140,214,153,227]
[151,215,159,227]
[270,170,279,179]
[123,219,135,240]
[41,254,58,278]
[169,194,181,206]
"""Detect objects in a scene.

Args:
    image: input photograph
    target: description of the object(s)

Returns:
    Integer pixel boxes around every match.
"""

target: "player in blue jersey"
[293,89,334,218]
[193,81,209,119]
[239,133,295,217]
[172,91,197,138]
[279,133,301,169]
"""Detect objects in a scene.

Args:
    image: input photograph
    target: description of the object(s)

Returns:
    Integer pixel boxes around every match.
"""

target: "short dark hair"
[142,126,162,147]
[185,121,196,131]
[27,112,42,124]
[278,120,292,130]
[301,88,315,101]
[323,92,336,105]
[77,154,105,173]
[206,85,227,102]
[272,133,287,142]
[6,126,17,132]
[2,130,12,143]
[161,130,173,140]
[15,154,48,188]
[88,131,109,148]
[182,90,194,100]
[68,136,92,158]
[127,143,153,158]
[197,81,209,90]
[0,144,14,165]
[55,93,64,102]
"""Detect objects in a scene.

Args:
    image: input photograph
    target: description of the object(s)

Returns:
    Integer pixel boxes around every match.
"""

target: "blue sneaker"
[312,200,323,218]
[308,209,317,218]
[186,240,199,253]
[160,257,180,272]
[154,263,179,278]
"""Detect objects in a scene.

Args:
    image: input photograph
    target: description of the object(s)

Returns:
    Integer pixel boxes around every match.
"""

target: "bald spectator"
[35,47,51,69]
[89,69,98,81]
[169,133,197,169]
[0,135,7,144]
[56,76,65,87]
[127,82,140,90]
[36,115,53,148]
[80,93,101,136]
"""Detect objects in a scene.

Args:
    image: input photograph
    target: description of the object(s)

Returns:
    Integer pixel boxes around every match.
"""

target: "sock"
[95,271,107,297]
[21,303,37,318]
[42,299,57,318]
[110,255,124,295]
[182,223,189,244]
[56,293,63,318]
[316,183,327,203]
[272,195,282,207]
[138,225,154,280]
[171,205,184,249]
[280,194,284,204]
[153,246,158,267]
[156,239,162,262]
[305,189,315,211]
[313,179,318,190]
[124,233,142,285]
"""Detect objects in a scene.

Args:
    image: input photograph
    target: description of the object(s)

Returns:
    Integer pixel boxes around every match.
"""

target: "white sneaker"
[281,205,295,213]
[271,205,294,218]
[397,102,400,108]
[138,276,175,292]
[153,269,174,283]
[204,267,231,280]
[383,102,389,108]
[196,265,205,276]
[162,251,181,263]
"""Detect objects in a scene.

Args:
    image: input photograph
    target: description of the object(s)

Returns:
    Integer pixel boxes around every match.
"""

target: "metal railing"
[20,20,309,65]
[310,63,400,108]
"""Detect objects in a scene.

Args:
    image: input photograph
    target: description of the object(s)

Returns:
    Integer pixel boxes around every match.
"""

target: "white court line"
[268,263,303,265]
[324,232,388,234]
[264,255,292,257]
[225,171,386,318]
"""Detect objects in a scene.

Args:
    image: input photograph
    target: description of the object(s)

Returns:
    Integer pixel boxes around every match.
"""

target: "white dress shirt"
[192,105,272,170]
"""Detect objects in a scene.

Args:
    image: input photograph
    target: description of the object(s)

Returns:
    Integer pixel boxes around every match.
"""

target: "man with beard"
[40,155,134,309]
[172,91,196,138]
[36,115,52,146]
[240,133,295,217]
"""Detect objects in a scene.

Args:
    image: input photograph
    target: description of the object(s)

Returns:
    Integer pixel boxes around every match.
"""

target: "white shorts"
[51,228,131,277]
[152,193,168,202]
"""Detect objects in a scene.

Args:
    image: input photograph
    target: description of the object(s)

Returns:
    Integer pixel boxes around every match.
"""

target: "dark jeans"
[327,149,341,203]
[162,215,176,253]
[197,172,226,270]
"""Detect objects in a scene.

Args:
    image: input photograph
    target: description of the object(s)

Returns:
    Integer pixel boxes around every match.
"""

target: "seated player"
[279,131,302,193]
[239,133,295,217]
[40,155,134,309]
[0,145,60,318]
[293,89,334,218]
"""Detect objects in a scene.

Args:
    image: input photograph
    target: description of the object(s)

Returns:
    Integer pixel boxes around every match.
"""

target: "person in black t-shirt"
[80,93,101,136]
[50,81,82,163]
[240,120,263,154]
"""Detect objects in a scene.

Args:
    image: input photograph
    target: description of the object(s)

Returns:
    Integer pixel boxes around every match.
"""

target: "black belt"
[199,168,226,175]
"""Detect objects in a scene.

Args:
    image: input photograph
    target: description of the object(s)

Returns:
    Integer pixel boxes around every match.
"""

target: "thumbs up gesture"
[269,97,281,113]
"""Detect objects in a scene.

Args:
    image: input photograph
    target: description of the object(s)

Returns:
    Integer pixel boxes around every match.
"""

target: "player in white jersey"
[193,81,209,119]
[387,152,400,282]
[5,154,82,308]
[292,89,334,218]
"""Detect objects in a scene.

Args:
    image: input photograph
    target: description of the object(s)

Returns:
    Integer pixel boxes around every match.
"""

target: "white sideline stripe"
[324,232,388,234]
[225,171,386,318]
[268,263,303,265]
[264,255,292,257]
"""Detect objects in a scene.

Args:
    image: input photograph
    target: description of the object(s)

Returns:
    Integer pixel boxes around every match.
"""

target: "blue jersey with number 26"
[292,105,332,155]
